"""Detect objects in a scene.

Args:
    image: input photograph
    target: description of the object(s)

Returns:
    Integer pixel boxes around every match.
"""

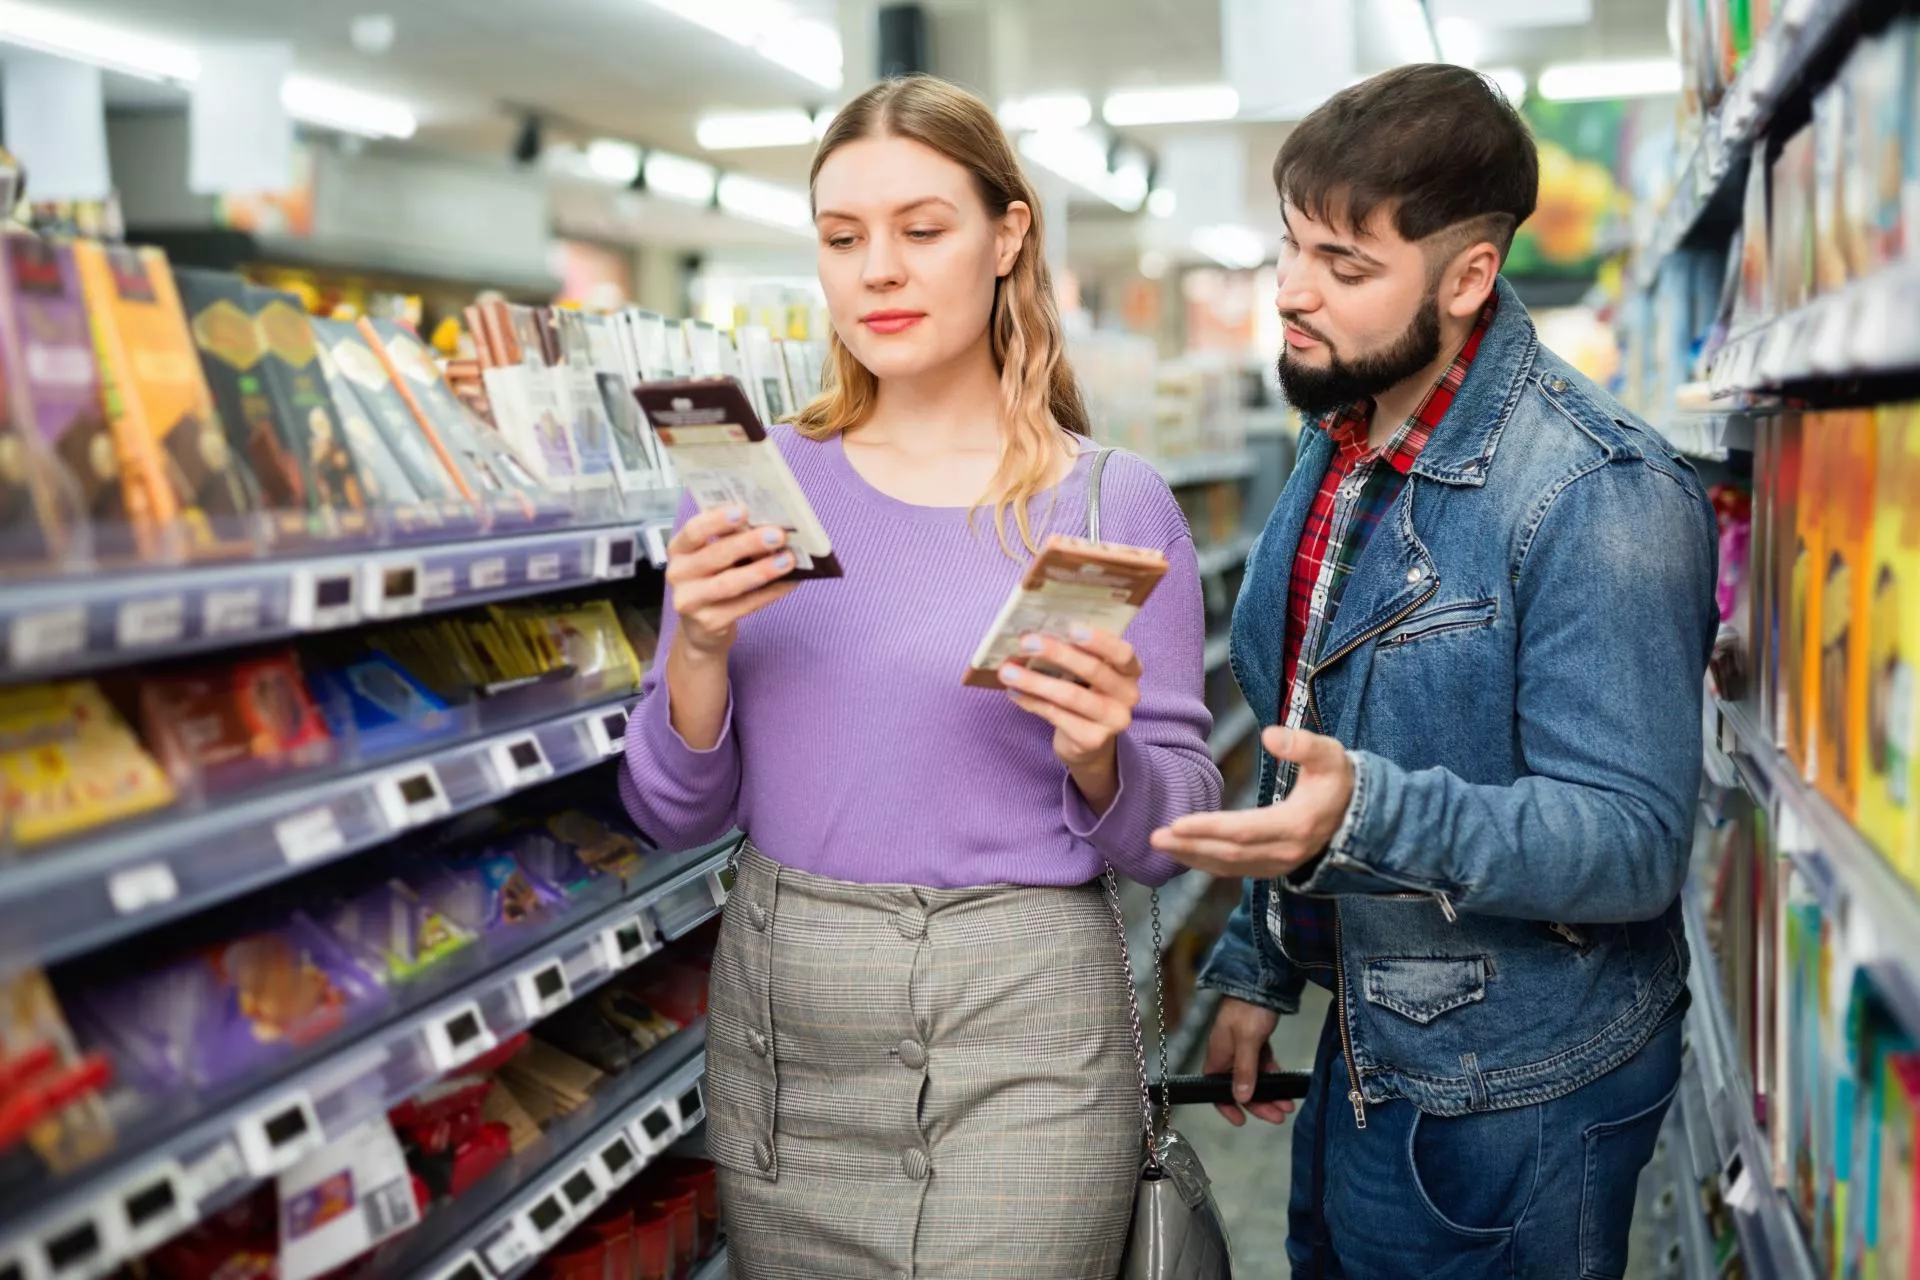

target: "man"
[1149,64,1718,1278]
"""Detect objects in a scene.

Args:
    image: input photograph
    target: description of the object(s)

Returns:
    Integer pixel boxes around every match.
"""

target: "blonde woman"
[620,75,1220,1279]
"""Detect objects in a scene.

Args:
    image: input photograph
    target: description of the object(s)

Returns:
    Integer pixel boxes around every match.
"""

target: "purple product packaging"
[511,832,599,899]
[319,879,474,984]
[409,849,565,936]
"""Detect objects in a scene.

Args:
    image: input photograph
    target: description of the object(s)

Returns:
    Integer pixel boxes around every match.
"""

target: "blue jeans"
[1287,994,1685,1279]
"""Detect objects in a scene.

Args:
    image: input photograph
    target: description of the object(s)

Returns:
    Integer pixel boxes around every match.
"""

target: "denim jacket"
[1197,278,1719,1122]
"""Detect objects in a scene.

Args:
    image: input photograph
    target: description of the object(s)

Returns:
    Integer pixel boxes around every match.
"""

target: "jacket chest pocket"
[1363,956,1491,1024]
[1376,597,1499,650]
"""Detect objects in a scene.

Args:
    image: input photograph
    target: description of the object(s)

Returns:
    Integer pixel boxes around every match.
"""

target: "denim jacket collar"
[1403,275,1538,489]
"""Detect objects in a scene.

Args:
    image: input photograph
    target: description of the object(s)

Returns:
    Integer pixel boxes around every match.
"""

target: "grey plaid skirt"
[707,844,1143,1279]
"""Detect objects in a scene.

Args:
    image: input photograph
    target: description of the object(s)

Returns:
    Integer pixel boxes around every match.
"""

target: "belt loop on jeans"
[1460,1052,1489,1110]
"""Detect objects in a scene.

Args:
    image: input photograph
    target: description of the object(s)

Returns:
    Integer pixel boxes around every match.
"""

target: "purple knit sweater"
[618,427,1219,888]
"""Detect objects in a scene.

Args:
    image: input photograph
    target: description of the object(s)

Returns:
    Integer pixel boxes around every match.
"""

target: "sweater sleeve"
[1063,461,1222,885]
[617,507,744,850]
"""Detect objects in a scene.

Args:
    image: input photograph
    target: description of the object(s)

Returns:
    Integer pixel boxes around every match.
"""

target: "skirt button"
[902,1149,930,1181]
[897,1039,927,1070]
[749,1028,770,1058]
[755,1138,775,1171]
[745,900,769,931]
[895,907,927,940]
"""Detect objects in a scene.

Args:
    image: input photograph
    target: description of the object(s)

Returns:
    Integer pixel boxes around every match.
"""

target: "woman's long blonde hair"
[791,74,1091,552]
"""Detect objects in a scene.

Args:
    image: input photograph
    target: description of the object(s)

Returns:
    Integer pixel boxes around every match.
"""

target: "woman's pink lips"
[862,311,925,335]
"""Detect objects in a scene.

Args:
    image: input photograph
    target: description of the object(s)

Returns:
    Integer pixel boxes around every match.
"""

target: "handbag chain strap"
[1084,445,1173,1165]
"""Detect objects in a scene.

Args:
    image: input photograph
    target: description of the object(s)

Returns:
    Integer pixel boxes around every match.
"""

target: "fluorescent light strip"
[695,109,819,151]
[640,0,843,90]
[643,150,718,204]
[1536,58,1681,102]
[1017,128,1145,212]
[1102,84,1238,127]
[1191,224,1267,270]
[998,93,1093,134]
[0,0,415,137]
[1483,67,1527,105]
[716,172,811,231]
[586,138,642,185]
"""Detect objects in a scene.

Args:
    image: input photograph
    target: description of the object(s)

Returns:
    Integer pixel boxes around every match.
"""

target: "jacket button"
[1406,566,1424,584]
[744,900,769,931]
[895,907,927,940]
[748,1028,770,1058]
[1545,375,1568,392]
[898,1039,927,1070]
[755,1138,774,1170]
[902,1149,930,1180]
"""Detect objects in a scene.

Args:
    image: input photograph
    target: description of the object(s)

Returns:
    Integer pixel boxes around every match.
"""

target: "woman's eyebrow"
[815,196,960,221]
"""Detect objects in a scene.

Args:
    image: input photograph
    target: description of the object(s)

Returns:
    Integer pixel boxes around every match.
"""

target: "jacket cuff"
[1287,750,1436,897]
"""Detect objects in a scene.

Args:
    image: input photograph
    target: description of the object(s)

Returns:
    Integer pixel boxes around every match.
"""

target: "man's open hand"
[1149,726,1354,878]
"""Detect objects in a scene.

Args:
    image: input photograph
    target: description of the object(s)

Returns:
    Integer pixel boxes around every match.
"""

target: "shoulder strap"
[1085,447,1115,543]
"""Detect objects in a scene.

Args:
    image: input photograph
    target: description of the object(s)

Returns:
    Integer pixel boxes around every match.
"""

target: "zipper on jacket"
[1305,579,1440,732]
[1332,904,1366,1129]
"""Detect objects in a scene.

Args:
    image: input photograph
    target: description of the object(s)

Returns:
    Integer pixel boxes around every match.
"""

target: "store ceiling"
[32,0,1675,261]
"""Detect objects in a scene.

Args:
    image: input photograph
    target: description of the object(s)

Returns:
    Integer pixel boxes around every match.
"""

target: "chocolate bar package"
[248,288,374,539]
[318,879,473,985]
[137,651,335,796]
[307,652,458,760]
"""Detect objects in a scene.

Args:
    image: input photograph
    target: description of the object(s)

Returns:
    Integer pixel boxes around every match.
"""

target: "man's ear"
[997,201,1033,277]
[1442,239,1501,319]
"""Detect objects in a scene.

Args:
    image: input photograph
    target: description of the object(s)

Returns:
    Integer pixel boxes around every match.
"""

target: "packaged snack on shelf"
[535,987,682,1075]
[472,301,583,495]
[174,268,317,544]
[0,233,107,567]
[308,318,478,531]
[362,317,557,527]
[1813,80,1854,296]
[0,966,113,1175]
[495,1038,604,1123]
[411,847,564,935]
[73,912,385,1090]
[1773,126,1816,315]
[734,325,794,427]
[73,240,258,558]
[1842,28,1916,277]
[1791,412,1832,778]
[1877,1054,1920,1275]
[137,650,335,796]
[480,1063,544,1153]
[546,309,623,505]
[1771,415,1806,748]
[306,650,460,760]
[620,956,710,1029]
[538,805,649,882]
[319,878,475,985]
[141,1184,279,1280]
[0,679,175,847]
[1862,403,1920,877]
[307,313,445,539]
[1817,411,1878,814]
[249,287,377,540]
[580,309,667,497]
[1736,145,1772,329]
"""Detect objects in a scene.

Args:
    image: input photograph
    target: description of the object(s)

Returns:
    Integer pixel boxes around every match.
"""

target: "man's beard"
[1277,285,1444,419]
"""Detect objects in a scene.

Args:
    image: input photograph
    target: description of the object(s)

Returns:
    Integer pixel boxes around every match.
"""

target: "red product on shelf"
[625,960,711,1028]
[632,1209,677,1280]
[390,1075,493,1153]
[659,1157,719,1259]
[542,1236,608,1280]
[655,1187,699,1280]
[587,1203,638,1280]
[448,1120,512,1198]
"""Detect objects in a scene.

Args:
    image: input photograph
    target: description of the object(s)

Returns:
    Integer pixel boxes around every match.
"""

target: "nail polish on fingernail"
[761,528,783,547]
[728,506,746,524]
[1070,623,1092,643]
[1020,635,1044,653]
[1000,665,1022,685]
[772,553,793,570]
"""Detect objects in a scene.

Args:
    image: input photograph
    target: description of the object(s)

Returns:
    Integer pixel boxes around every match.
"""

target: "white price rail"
[1710,264,1920,391]
[0,844,735,1277]
[0,519,664,685]
[0,696,640,983]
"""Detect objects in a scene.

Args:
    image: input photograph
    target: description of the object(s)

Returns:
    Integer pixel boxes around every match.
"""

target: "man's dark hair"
[1275,63,1538,259]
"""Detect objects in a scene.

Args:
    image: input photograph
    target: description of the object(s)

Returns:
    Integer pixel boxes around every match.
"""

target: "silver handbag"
[1083,447,1233,1280]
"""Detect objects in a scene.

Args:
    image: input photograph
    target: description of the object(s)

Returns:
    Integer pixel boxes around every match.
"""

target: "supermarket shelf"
[368,1026,710,1280]
[1152,450,1258,489]
[0,840,737,1279]
[0,689,647,977]
[1209,704,1258,763]
[0,512,676,686]
[1681,882,1819,1279]
[1712,695,1920,1041]
[1204,632,1232,674]
[1665,1097,1720,1280]
[1632,0,1858,288]
[1195,533,1255,579]
[691,1246,731,1280]
[1655,410,1760,461]
[1710,263,1920,392]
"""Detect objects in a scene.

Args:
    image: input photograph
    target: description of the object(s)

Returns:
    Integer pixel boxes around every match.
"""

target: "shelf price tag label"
[594,534,639,580]
[361,559,425,620]
[707,863,735,910]
[35,1208,112,1280]
[107,862,179,916]
[420,567,457,603]
[513,959,573,1021]
[599,914,659,973]
[112,1161,194,1256]
[641,523,670,567]
[557,1162,607,1219]
[181,1140,247,1205]
[629,1102,679,1157]
[527,551,563,584]
[289,568,360,631]
[276,807,347,867]
[423,1254,487,1280]
[115,595,185,650]
[423,1001,496,1074]
[469,557,508,592]
[9,605,87,670]
[0,1244,40,1280]
[481,1221,537,1275]
[234,1090,323,1176]
[373,765,451,832]
[518,1186,574,1250]
[597,1134,642,1189]
[202,588,264,638]
[672,1081,706,1131]
[489,735,554,789]
[587,708,629,758]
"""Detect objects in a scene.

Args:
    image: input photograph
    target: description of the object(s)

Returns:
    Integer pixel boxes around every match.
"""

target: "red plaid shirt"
[1272,297,1495,967]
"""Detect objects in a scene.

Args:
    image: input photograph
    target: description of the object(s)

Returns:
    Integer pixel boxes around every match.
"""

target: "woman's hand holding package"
[1001,626,1141,814]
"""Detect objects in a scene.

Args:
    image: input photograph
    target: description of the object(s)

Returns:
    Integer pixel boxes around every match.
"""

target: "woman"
[620,74,1220,1279]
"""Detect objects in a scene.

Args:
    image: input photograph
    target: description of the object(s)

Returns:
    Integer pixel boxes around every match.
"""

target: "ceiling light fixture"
[998,93,1093,134]
[639,0,843,90]
[1435,16,1482,66]
[695,109,819,151]
[716,172,812,231]
[1101,84,1239,127]
[1483,67,1527,105]
[1536,57,1682,101]
[1018,128,1147,212]
[642,149,719,204]
[0,0,416,137]
[1147,187,1178,219]
[585,138,643,185]
[1191,224,1267,270]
